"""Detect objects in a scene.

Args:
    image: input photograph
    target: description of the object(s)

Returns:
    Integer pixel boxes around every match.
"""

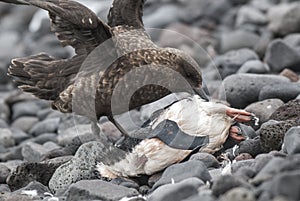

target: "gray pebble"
[0,164,10,183]
[29,118,60,136]
[265,39,300,72]
[236,6,267,27]
[11,117,39,133]
[220,187,256,201]
[283,126,300,154]
[57,124,94,146]
[219,74,289,108]
[283,33,300,47]
[152,160,211,190]
[189,152,220,168]
[259,83,300,102]
[11,101,41,120]
[0,128,15,148]
[21,141,55,162]
[149,178,204,201]
[66,180,139,201]
[10,128,30,145]
[245,99,284,126]
[237,60,270,74]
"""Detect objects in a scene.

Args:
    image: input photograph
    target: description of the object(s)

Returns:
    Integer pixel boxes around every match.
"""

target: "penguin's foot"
[225,107,252,123]
[229,126,246,142]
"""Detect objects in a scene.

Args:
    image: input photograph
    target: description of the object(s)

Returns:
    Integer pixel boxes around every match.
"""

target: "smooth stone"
[189,152,220,168]
[57,124,94,146]
[0,184,11,193]
[237,60,270,74]
[0,119,8,128]
[0,128,15,148]
[231,159,255,174]
[29,118,60,136]
[257,170,300,201]
[13,181,50,200]
[220,187,256,201]
[0,145,23,162]
[250,0,276,12]
[233,167,256,181]
[283,126,300,154]
[251,156,300,185]
[0,164,10,183]
[265,39,300,72]
[152,160,211,190]
[268,2,300,36]
[182,193,215,201]
[208,168,222,181]
[254,30,274,58]
[29,133,58,145]
[0,194,35,201]
[43,141,60,151]
[259,120,299,152]
[236,5,267,26]
[283,33,300,47]
[219,31,260,54]
[7,156,72,191]
[245,99,284,126]
[11,117,39,133]
[10,128,30,145]
[144,5,179,28]
[0,99,10,122]
[279,68,299,82]
[207,48,259,79]
[212,175,253,197]
[253,154,274,173]
[219,74,289,108]
[148,178,204,201]
[21,141,56,162]
[270,99,300,121]
[0,31,21,60]
[65,180,139,201]
[49,141,104,193]
[259,83,300,103]
[11,101,41,120]
[0,160,23,171]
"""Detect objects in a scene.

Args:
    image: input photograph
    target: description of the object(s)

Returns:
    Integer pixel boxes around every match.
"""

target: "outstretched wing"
[28,0,112,55]
[108,0,145,29]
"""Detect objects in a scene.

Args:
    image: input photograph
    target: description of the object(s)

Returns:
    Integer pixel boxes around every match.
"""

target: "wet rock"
[270,99,300,121]
[208,48,258,79]
[48,141,103,193]
[237,60,270,74]
[65,180,139,201]
[0,164,10,183]
[11,117,39,133]
[265,39,300,72]
[152,160,211,190]
[219,30,260,54]
[7,156,71,191]
[259,120,299,152]
[283,126,300,154]
[149,178,204,201]
[189,152,220,168]
[212,175,253,197]
[0,128,15,148]
[245,99,284,126]
[219,74,289,108]
[279,68,299,82]
[29,118,60,136]
[236,5,268,27]
[268,2,300,36]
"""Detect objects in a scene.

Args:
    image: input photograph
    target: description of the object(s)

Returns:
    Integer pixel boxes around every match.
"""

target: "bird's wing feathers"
[108,0,145,28]
[27,0,112,55]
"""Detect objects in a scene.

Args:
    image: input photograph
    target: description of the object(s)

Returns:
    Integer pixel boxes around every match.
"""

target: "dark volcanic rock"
[219,73,289,108]
[148,178,204,201]
[265,39,300,72]
[235,137,264,158]
[259,83,300,102]
[7,156,71,191]
[65,180,139,201]
[270,99,300,121]
[283,126,300,154]
[152,160,211,190]
[259,120,299,153]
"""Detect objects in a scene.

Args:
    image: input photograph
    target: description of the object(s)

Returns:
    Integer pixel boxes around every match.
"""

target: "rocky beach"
[0,0,300,200]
